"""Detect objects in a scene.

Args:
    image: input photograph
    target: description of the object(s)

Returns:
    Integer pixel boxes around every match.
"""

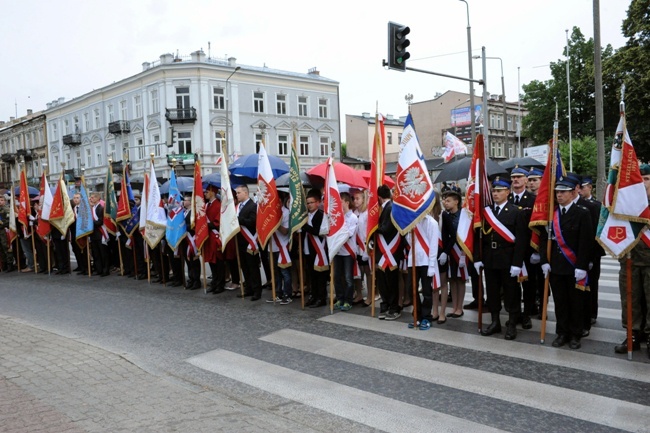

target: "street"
[0,256,648,433]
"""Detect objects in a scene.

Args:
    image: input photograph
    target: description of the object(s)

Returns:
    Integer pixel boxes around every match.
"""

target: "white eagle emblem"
[195,195,206,217]
[400,167,428,198]
[257,180,272,206]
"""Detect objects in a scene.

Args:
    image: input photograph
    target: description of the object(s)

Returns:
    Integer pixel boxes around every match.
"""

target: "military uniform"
[0,202,15,271]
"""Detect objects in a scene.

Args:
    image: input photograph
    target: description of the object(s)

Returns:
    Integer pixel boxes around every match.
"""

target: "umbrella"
[499,157,546,172]
[159,176,194,194]
[14,186,39,197]
[433,155,507,184]
[202,173,250,190]
[307,162,367,189]
[276,171,312,188]
[358,169,395,189]
[229,154,289,179]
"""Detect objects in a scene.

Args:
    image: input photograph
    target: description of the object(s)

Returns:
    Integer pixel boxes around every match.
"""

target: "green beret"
[640,164,650,176]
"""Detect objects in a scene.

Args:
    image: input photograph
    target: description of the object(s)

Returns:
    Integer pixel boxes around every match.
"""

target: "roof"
[385,157,444,175]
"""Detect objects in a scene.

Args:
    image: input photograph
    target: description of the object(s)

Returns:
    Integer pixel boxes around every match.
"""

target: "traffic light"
[168,127,178,148]
[387,22,410,71]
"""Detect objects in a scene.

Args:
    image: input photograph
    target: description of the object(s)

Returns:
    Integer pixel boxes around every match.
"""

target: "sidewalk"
[0,316,320,433]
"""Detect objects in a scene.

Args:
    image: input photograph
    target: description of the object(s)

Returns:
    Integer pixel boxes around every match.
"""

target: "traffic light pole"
[398,64,484,85]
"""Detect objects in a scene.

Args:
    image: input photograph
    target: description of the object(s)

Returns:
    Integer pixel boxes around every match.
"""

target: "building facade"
[43,51,340,189]
[345,113,405,163]
[0,110,48,188]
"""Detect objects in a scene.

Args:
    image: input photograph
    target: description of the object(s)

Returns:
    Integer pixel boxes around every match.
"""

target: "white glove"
[427,265,435,277]
[367,240,374,250]
[510,266,522,278]
[28,215,36,221]
[588,262,593,271]
[29,221,34,226]
[439,252,448,265]
[541,263,551,278]
[530,253,540,264]
[458,255,466,268]
[575,269,587,281]
[474,261,483,273]
[61,235,66,241]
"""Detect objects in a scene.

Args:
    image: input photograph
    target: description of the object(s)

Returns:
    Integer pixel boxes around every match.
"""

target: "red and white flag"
[144,161,166,249]
[218,156,240,252]
[366,113,385,246]
[256,142,282,249]
[442,131,468,163]
[17,169,30,228]
[191,160,208,252]
[36,172,52,240]
[324,157,348,260]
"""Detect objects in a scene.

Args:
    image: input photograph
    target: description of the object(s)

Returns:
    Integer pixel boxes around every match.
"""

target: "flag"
[324,157,348,260]
[165,168,187,250]
[49,176,75,235]
[75,178,94,242]
[456,134,492,260]
[219,156,240,252]
[36,172,52,240]
[139,172,148,234]
[7,186,17,247]
[529,144,566,230]
[366,113,385,245]
[596,106,650,258]
[391,113,435,235]
[103,166,118,235]
[289,130,307,238]
[17,169,30,228]
[144,161,166,248]
[191,160,208,252]
[256,141,282,249]
[117,167,133,222]
[442,131,469,163]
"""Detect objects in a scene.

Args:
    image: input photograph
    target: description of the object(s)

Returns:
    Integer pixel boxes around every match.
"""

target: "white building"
[0,110,48,188]
[44,50,340,189]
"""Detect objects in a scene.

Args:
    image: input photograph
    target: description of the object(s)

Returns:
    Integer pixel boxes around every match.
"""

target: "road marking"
[186,349,504,433]
[319,314,650,383]
[262,329,648,433]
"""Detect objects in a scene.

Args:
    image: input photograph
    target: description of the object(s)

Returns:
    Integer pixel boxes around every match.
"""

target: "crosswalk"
[187,256,650,432]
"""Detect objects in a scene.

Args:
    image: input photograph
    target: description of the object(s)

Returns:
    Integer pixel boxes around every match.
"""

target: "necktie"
[514,195,520,205]
[562,207,567,215]
[495,206,500,215]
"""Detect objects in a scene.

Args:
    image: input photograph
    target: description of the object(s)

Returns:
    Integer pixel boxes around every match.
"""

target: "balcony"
[62,134,82,146]
[16,149,33,161]
[165,107,197,124]
[1,153,16,164]
[108,120,131,135]
[110,160,131,173]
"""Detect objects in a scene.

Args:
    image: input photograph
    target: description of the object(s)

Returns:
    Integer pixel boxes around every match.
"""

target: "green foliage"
[558,136,610,176]
[341,142,347,158]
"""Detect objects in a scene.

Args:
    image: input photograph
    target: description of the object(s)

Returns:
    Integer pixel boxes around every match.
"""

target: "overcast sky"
[1,0,629,135]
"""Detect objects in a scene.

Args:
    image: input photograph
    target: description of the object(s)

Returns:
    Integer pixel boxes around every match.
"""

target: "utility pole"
[566,29,573,172]
[593,0,606,200]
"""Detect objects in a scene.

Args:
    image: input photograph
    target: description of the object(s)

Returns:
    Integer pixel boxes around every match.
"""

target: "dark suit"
[474,202,527,321]
[509,191,538,316]
[375,201,404,315]
[90,203,109,275]
[540,202,593,340]
[237,199,261,297]
[303,208,328,302]
[578,196,604,326]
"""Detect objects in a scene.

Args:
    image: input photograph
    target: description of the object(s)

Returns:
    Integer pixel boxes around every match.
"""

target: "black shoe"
[250,294,261,301]
[569,337,581,350]
[614,336,640,353]
[552,335,569,348]
[464,299,482,310]
[481,321,502,336]
[521,315,532,330]
[504,324,517,340]
[171,281,184,287]
[4,266,16,273]
[581,329,590,338]
[101,272,110,277]
[308,299,326,308]
[212,287,225,294]
[237,292,253,298]
[73,267,81,272]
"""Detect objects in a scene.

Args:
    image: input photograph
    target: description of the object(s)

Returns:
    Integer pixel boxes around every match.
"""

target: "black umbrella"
[159,176,194,194]
[433,156,507,184]
[499,157,546,172]
[276,171,312,188]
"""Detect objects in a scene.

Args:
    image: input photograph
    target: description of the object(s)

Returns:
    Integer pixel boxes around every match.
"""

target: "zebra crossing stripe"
[319,314,650,384]
[186,349,504,433]
[260,329,646,432]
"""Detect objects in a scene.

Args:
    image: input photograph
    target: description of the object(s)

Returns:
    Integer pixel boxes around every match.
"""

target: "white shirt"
[337,209,359,256]
[270,207,290,253]
[406,215,440,278]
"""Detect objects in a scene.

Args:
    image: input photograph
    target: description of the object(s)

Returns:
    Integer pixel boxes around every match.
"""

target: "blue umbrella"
[229,154,289,179]
[14,186,39,197]
[202,173,249,190]
[159,176,193,194]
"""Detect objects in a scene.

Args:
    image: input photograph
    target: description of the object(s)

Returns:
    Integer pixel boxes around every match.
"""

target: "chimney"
[308,67,320,75]
[160,53,174,64]
[386,114,394,120]
[362,112,370,118]
[191,50,206,62]
[58,97,65,104]
[228,57,237,67]
[27,109,33,116]
[142,62,151,71]
[46,102,52,109]
[10,117,15,121]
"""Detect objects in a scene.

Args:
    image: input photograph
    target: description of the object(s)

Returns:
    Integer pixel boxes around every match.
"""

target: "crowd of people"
[1,165,649,358]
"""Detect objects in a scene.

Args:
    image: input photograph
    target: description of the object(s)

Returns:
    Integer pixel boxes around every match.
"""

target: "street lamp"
[474,55,508,157]
[225,66,241,159]
[565,29,573,172]
[458,0,476,146]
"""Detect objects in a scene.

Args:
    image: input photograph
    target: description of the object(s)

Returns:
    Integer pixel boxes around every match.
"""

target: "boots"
[614,332,641,354]
[481,313,502,336]
[505,313,518,340]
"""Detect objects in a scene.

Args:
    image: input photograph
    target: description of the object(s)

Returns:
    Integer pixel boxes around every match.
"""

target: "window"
[150,89,159,113]
[387,132,393,145]
[73,116,79,133]
[255,134,264,154]
[123,141,129,161]
[496,114,502,130]
[86,148,92,167]
[215,132,224,154]
[64,119,70,134]
[298,96,308,117]
[137,138,144,159]
[120,100,127,120]
[489,113,496,129]
[253,92,265,113]
[178,131,192,154]
[107,105,114,123]
[152,134,161,156]
[109,143,116,162]
[507,115,513,131]
[320,136,330,157]
[52,123,58,140]
[84,113,90,132]
[299,135,310,156]
[54,155,59,168]
[134,95,142,118]
[176,87,190,109]
[66,153,71,168]
[318,98,328,118]
[398,133,402,143]
[276,94,286,115]
[96,146,102,166]
[213,87,225,110]
[76,151,81,169]
[277,134,288,156]
[94,109,100,129]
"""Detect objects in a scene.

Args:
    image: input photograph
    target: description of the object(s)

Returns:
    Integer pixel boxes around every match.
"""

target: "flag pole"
[23,163,38,274]
[234,243,244,299]
[411,231,417,328]
[540,103,560,344]
[269,245,277,303]
[299,233,305,309]
[625,252,633,359]
[371,236,376,318]
[329,259,335,314]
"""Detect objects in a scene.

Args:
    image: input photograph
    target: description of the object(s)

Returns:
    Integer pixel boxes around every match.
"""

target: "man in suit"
[69,192,88,274]
[203,185,225,294]
[475,177,528,339]
[181,194,201,290]
[234,185,262,301]
[89,192,110,276]
[303,189,329,308]
[375,185,404,320]
[540,177,593,349]
[509,166,537,328]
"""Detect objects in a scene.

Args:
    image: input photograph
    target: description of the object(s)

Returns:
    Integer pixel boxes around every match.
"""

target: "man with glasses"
[234,185,262,301]
[303,190,329,308]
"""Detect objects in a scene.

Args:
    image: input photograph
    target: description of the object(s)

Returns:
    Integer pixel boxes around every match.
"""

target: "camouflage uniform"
[0,203,15,269]
[618,227,650,337]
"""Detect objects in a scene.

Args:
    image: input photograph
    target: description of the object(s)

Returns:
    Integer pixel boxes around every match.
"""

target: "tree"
[558,136,610,177]
[606,0,650,162]
[521,27,618,147]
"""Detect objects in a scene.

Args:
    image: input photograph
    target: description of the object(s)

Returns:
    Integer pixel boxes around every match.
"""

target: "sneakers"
[419,319,431,330]
[266,296,282,303]
[385,311,402,321]
[339,302,352,311]
[408,321,420,329]
[333,300,342,310]
[378,311,387,320]
[279,297,292,305]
